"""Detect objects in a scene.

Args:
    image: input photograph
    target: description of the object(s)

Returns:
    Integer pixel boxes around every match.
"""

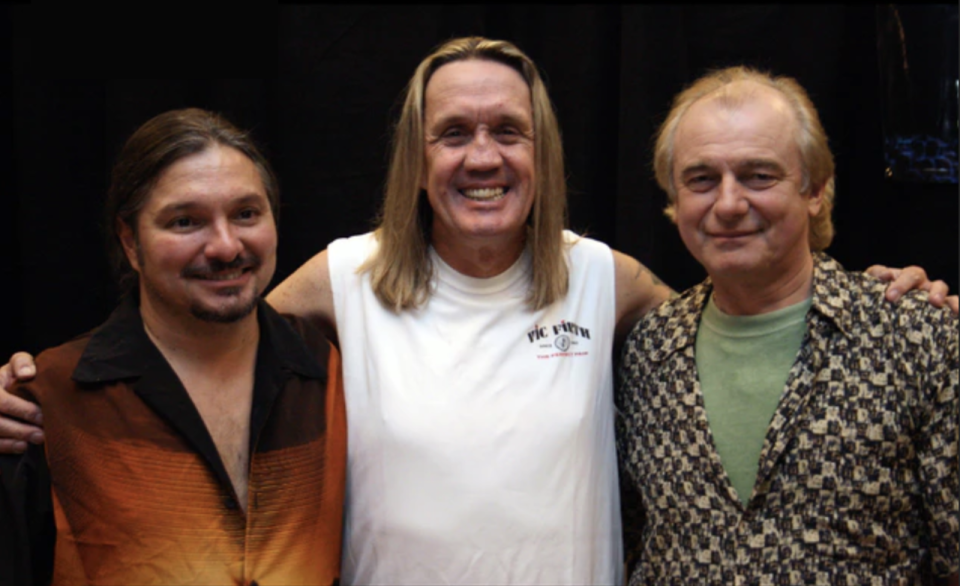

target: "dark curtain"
[3,5,957,359]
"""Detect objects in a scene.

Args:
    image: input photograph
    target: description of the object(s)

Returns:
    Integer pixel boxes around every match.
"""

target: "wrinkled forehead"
[423,58,532,111]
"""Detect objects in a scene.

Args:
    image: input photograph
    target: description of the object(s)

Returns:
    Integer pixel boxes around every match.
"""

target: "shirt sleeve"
[615,332,646,579]
[0,441,55,586]
[915,309,959,577]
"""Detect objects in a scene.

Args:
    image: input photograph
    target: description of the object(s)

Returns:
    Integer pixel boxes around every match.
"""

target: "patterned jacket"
[616,253,958,586]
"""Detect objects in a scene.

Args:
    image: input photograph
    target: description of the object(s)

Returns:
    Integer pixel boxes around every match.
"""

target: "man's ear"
[117,219,140,272]
[806,181,827,217]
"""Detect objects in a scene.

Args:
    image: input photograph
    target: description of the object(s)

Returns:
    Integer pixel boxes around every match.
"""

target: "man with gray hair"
[616,66,958,585]
[0,41,953,586]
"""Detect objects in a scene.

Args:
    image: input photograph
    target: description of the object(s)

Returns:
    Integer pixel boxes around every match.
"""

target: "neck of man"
[138,291,260,513]
[431,230,527,278]
[138,296,261,374]
[709,249,816,316]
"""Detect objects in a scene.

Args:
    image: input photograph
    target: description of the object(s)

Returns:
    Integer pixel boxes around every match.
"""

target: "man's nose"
[205,219,244,261]
[464,130,503,171]
[714,176,749,218]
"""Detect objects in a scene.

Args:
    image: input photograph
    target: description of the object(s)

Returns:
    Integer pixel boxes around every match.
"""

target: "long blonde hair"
[653,66,836,251]
[362,36,570,311]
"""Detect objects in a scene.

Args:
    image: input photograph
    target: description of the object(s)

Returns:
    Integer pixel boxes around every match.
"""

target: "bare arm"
[265,248,339,346]
[612,251,675,355]
[0,252,951,454]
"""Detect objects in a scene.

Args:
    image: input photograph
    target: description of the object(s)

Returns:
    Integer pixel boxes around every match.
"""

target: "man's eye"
[436,128,469,146]
[685,176,716,191]
[495,127,522,142]
[744,173,778,188]
[237,208,259,221]
[169,217,196,229]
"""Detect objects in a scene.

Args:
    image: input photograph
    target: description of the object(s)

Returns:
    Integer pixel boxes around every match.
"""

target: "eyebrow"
[735,159,786,174]
[679,159,786,177]
[155,193,268,216]
[679,163,715,178]
[426,111,532,133]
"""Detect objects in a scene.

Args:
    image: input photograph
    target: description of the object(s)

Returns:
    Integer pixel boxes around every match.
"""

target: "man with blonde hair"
[1,36,672,586]
[0,41,952,585]
[617,66,958,585]
[268,36,672,585]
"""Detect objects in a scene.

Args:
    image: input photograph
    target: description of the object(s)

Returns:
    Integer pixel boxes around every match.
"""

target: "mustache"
[180,253,261,278]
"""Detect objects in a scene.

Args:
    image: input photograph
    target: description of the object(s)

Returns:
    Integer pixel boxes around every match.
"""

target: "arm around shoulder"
[612,250,675,352]
[266,249,338,345]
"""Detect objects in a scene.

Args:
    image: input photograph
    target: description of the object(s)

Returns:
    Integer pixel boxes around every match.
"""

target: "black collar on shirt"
[69,295,328,500]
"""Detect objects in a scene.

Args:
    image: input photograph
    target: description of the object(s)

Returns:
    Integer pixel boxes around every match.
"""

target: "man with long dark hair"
[0,109,346,585]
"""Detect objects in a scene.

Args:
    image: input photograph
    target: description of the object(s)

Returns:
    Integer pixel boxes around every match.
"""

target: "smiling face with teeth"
[119,145,278,326]
[422,59,536,270]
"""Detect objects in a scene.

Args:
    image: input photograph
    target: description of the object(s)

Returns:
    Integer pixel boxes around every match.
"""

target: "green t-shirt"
[695,294,811,506]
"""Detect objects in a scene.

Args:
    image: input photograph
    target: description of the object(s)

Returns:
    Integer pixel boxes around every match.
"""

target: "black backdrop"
[3,5,957,360]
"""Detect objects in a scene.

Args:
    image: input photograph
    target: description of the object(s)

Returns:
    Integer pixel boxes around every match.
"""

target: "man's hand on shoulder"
[0,352,45,454]
[866,264,958,314]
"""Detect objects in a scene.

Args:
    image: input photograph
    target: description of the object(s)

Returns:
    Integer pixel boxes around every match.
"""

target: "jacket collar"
[67,295,328,504]
[72,295,326,384]
[644,252,850,364]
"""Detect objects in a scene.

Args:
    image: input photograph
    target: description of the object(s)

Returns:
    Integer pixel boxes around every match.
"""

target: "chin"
[190,296,259,324]
[699,253,760,277]
[465,219,527,239]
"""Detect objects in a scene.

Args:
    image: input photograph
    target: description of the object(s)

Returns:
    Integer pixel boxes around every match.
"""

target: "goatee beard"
[190,295,260,324]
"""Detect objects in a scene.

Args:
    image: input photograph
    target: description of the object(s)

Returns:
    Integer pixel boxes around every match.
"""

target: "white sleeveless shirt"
[328,231,621,585]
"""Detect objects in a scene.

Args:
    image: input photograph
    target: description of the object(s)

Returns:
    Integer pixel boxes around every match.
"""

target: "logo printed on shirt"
[527,320,590,359]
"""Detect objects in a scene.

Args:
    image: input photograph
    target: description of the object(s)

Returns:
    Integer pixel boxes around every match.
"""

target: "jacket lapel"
[648,282,743,506]
[751,255,849,496]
